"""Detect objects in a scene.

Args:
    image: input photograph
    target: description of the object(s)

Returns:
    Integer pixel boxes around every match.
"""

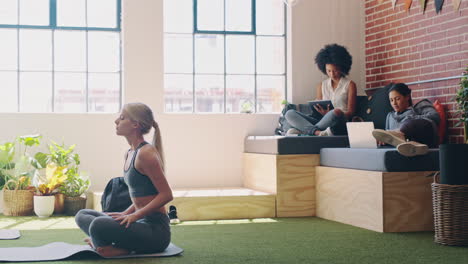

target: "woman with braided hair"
[286,44,357,136]
[75,102,173,257]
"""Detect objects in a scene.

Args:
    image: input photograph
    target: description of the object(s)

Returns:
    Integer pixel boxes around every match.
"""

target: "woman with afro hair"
[286,44,357,136]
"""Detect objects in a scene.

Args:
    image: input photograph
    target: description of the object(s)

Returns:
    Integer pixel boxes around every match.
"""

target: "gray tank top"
[123,142,159,197]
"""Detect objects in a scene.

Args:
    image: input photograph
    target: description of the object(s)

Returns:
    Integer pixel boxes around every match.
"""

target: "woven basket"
[3,189,34,216]
[432,181,468,246]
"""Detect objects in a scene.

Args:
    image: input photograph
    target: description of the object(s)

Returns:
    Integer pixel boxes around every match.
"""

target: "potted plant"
[1,135,43,216]
[60,170,90,216]
[45,141,89,215]
[439,66,468,184]
[455,66,468,143]
[33,163,67,218]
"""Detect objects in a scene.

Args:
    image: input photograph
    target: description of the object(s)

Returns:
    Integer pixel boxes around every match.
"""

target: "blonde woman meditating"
[75,103,173,257]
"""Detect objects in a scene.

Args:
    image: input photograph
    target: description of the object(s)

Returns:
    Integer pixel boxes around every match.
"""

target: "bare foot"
[83,237,95,249]
[96,246,130,257]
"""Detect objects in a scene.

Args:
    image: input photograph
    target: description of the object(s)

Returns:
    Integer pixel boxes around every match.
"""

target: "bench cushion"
[320,148,439,172]
[245,136,349,155]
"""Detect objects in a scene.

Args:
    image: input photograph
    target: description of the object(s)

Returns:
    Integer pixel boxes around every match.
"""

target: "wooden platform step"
[91,187,276,221]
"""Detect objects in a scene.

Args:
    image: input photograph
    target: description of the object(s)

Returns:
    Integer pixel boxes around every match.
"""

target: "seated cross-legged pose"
[372,83,440,157]
[75,102,173,257]
[286,43,357,136]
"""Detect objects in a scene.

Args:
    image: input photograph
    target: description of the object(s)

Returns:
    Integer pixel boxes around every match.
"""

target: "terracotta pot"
[64,196,87,216]
[34,195,55,218]
[54,193,65,214]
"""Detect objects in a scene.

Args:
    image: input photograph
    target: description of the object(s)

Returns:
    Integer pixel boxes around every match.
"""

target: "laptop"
[346,122,377,148]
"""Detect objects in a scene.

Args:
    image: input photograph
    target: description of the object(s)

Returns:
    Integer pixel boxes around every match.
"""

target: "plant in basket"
[0,134,43,216]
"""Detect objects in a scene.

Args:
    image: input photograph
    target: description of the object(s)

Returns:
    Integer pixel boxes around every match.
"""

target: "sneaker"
[318,127,333,136]
[397,141,429,157]
[372,129,406,147]
[168,205,180,224]
[286,128,302,135]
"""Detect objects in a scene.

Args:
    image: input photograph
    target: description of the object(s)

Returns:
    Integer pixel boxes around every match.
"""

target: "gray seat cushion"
[320,148,439,172]
[245,136,350,155]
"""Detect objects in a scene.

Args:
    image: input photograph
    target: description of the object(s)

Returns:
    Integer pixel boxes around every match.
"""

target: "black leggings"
[75,209,171,254]
[400,118,438,148]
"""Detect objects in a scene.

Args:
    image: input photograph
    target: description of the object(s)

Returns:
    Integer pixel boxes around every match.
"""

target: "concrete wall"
[0,0,365,192]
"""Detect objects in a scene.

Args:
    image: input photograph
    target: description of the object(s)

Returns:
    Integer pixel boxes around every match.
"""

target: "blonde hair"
[124,103,165,171]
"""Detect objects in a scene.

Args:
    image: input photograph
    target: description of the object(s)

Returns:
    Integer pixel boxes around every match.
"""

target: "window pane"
[164,0,192,33]
[88,73,120,112]
[57,0,86,27]
[256,36,285,74]
[197,0,223,31]
[88,31,120,72]
[195,34,224,74]
[257,75,284,113]
[19,72,52,112]
[87,0,117,28]
[226,35,254,74]
[0,29,18,70]
[19,0,49,26]
[19,29,52,71]
[0,0,18,25]
[54,30,86,72]
[164,74,193,113]
[195,75,224,113]
[226,75,254,113]
[225,0,252,32]
[0,72,18,112]
[54,73,86,113]
[164,34,193,73]
[256,0,284,35]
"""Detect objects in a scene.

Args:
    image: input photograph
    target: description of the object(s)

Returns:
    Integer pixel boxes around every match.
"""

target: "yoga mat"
[0,230,20,240]
[0,242,183,262]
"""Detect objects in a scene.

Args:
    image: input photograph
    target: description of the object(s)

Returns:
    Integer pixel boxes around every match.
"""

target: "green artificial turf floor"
[0,216,467,264]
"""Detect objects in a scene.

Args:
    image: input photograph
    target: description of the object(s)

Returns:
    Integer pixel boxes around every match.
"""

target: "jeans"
[75,209,171,254]
[285,109,347,135]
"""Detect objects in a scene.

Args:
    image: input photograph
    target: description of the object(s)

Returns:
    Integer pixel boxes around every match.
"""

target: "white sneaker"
[286,128,302,135]
[318,127,334,136]
[372,129,406,146]
[397,141,429,157]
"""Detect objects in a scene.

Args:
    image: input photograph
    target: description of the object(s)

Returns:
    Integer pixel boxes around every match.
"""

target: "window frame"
[164,0,287,114]
[193,0,256,35]
[0,0,122,113]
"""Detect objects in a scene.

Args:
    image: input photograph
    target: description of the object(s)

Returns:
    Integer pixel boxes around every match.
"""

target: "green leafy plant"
[59,170,90,197]
[42,141,89,197]
[35,163,67,196]
[455,66,468,143]
[455,67,468,125]
[0,135,43,190]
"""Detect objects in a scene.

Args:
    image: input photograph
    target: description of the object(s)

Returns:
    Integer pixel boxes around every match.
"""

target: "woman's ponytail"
[152,121,165,172]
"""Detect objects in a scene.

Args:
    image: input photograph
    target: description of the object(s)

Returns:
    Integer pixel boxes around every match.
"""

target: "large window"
[0,0,121,113]
[164,0,286,113]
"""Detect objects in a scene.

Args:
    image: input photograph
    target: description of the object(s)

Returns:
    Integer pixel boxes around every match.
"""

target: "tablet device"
[308,100,334,117]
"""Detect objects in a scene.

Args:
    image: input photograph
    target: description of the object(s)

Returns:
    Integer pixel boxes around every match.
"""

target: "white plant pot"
[34,195,55,218]
[0,190,3,214]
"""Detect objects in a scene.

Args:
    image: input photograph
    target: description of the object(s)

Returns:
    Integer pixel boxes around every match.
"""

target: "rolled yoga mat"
[0,242,183,262]
[0,230,20,240]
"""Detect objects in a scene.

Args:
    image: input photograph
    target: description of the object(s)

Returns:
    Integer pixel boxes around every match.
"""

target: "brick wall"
[365,0,468,143]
